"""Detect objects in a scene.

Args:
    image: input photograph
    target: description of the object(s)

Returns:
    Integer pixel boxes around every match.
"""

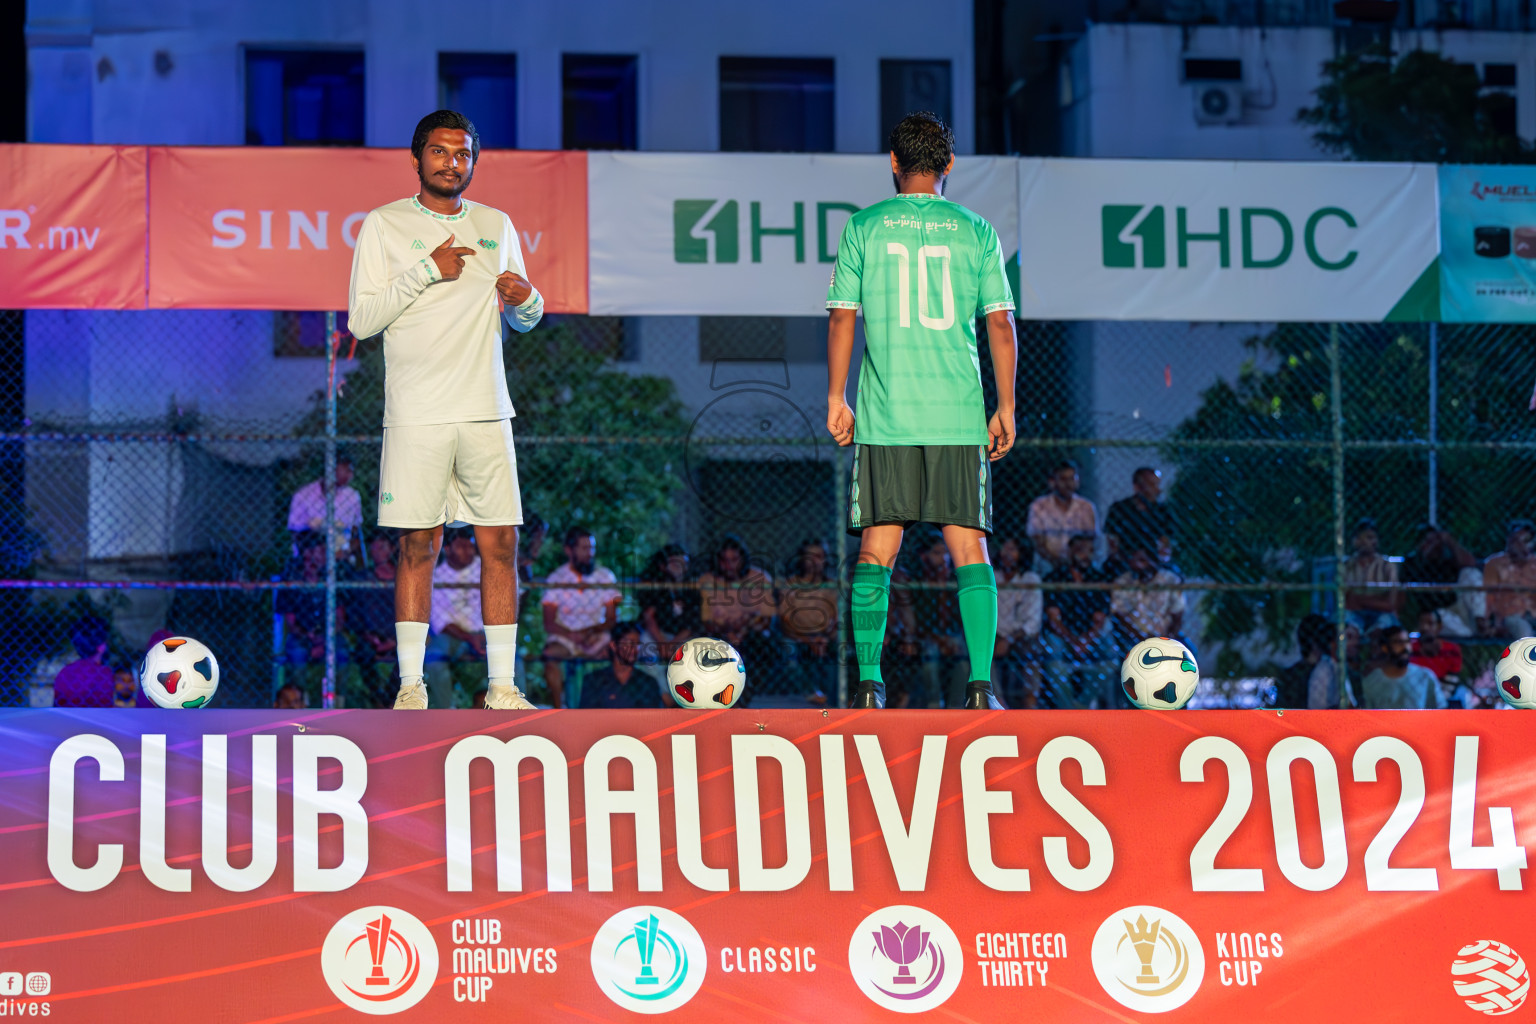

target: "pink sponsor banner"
[0,708,1532,1021]
[146,147,588,312]
[0,144,147,309]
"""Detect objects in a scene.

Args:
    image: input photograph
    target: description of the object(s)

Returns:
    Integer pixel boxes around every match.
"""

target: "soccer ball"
[139,636,220,709]
[666,637,745,709]
[1121,637,1200,710]
[1494,637,1536,708]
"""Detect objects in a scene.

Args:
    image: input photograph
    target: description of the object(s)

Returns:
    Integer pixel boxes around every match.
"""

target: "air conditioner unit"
[1192,81,1244,124]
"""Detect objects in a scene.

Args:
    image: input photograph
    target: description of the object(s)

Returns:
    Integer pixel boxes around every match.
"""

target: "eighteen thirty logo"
[590,906,706,1014]
[1100,204,1359,271]
[1091,905,1205,1013]
[672,199,860,264]
[321,906,439,1016]
[847,905,963,1013]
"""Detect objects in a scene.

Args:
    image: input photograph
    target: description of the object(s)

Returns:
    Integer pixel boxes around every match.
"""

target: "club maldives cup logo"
[590,906,707,1014]
[1091,905,1205,1012]
[321,906,439,1015]
[848,905,964,1013]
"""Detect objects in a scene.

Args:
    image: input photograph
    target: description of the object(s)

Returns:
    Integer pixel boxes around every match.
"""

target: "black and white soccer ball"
[1121,636,1200,710]
[666,637,745,709]
[138,636,220,709]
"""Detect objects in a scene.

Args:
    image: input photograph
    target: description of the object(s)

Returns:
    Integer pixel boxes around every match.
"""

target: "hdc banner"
[1016,159,1442,322]
[1438,165,1536,322]
[1,709,1530,1021]
[0,144,147,309]
[587,153,1019,315]
[146,148,588,312]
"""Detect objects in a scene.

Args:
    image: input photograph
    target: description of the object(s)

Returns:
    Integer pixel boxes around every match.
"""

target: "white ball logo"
[1453,940,1529,1016]
[1090,905,1205,1012]
[321,906,439,1015]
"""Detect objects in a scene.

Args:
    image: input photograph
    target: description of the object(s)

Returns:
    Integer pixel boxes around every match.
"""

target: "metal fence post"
[1330,322,1347,708]
[833,450,848,709]
[1428,321,1439,526]
[323,310,338,710]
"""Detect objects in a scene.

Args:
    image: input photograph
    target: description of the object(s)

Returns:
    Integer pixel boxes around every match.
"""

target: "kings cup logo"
[590,906,707,1014]
[848,905,963,1013]
[1091,905,1205,1012]
[321,906,439,1015]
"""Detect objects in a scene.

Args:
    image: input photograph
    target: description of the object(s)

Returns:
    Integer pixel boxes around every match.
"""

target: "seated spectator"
[1110,545,1184,645]
[905,532,968,708]
[1481,519,1536,638]
[779,539,839,704]
[698,534,777,675]
[639,543,702,664]
[273,682,308,709]
[348,530,399,706]
[1343,517,1400,634]
[425,527,485,709]
[1104,467,1176,577]
[287,455,363,568]
[515,512,548,689]
[579,622,665,709]
[1360,624,1448,709]
[1272,613,1352,709]
[541,526,622,708]
[1041,533,1118,707]
[54,616,115,708]
[993,536,1043,707]
[1027,460,1098,572]
[1410,609,1462,684]
[1400,523,1482,637]
[277,533,349,697]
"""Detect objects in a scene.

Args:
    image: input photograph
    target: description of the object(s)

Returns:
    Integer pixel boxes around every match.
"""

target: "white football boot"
[484,684,537,710]
[393,679,429,709]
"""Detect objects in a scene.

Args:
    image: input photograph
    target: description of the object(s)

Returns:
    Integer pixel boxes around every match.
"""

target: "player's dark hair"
[1352,516,1378,538]
[70,616,109,658]
[791,538,831,580]
[521,512,547,537]
[643,544,690,582]
[888,112,954,178]
[1053,459,1080,476]
[1005,534,1036,567]
[1508,518,1535,538]
[443,526,475,544]
[564,525,593,548]
[1132,466,1159,484]
[294,529,326,553]
[1377,624,1408,647]
[412,109,480,163]
[610,620,642,643]
[714,533,752,574]
[1296,613,1334,657]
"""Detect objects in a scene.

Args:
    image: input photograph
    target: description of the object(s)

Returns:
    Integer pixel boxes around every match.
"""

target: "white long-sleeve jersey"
[347,195,544,428]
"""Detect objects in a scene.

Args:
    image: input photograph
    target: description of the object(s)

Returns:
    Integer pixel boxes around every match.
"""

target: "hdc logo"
[672,199,859,264]
[1100,204,1359,271]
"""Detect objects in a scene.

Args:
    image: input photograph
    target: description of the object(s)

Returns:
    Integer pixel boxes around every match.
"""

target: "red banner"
[146,147,588,312]
[2,709,1531,1022]
[0,144,147,309]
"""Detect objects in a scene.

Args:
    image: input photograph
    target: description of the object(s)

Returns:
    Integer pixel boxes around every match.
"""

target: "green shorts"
[848,444,993,535]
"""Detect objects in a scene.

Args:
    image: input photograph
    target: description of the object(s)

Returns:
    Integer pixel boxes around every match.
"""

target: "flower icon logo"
[849,906,963,1013]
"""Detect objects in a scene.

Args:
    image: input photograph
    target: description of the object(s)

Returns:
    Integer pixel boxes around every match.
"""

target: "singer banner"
[0,709,1530,1022]
[146,147,588,313]
[0,144,147,309]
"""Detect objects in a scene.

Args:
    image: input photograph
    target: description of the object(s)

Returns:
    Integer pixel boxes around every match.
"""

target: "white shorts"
[377,420,523,530]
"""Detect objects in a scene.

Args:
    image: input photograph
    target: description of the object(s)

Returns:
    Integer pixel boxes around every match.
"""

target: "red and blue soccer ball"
[1494,638,1536,709]
[138,636,221,709]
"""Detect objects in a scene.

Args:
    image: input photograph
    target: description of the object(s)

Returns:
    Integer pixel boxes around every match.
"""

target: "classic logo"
[1452,940,1529,1016]
[321,906,439,1015]
[848,905,963,1013]
[590,906,706,1014]
[1091,905,1205,1013]
[1100,204,1358,271]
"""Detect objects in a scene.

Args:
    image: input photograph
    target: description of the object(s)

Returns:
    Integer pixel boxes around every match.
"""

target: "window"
[880,60,952,144]
[245,49,364,146]
[563,54,638,150]
[719,57,834,152]
[439,53,517,149]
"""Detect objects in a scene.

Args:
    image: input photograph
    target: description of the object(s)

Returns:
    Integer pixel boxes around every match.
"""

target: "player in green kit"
[826,111,1018,710]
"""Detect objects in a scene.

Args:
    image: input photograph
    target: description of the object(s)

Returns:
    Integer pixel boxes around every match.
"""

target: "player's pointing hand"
[430,234,477,281]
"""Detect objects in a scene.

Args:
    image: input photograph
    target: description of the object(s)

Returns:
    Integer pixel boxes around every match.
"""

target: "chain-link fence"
[6,309,1533,709]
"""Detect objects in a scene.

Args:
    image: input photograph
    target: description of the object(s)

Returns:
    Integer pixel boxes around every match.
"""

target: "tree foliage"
[1297,43,1534,163]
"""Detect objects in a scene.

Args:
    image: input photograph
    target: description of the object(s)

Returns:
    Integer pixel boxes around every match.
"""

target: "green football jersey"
[827,192,1014,446]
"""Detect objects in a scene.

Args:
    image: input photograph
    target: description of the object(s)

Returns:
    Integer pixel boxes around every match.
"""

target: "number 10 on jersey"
[886,243,955,330]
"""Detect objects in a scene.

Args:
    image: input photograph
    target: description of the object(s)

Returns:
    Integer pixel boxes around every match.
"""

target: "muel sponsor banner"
[2,709,1531,1021]
[587,152,1018,316]
[147,147,587,312]
[0,144,147,309]
[1017,158,1442,322]
[1438,165,1536,322]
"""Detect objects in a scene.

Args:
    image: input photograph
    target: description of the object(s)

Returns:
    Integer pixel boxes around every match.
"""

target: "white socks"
[485,623,519,691]
[395,621,429,683]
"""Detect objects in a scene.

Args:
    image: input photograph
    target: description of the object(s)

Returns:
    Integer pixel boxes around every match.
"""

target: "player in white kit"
[347,110,543,710]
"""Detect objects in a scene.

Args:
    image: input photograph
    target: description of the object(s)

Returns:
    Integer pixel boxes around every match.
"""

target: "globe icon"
[1452,940,1529,1016]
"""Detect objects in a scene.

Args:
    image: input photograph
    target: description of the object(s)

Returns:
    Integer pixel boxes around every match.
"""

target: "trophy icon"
[365,913,396,986]
[1124,915,1162,986]
[874,922,931,985]
[633,914,661,986]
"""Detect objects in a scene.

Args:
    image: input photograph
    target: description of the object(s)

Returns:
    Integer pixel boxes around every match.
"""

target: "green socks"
[851,563,893,683]
[956,563,999,684]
